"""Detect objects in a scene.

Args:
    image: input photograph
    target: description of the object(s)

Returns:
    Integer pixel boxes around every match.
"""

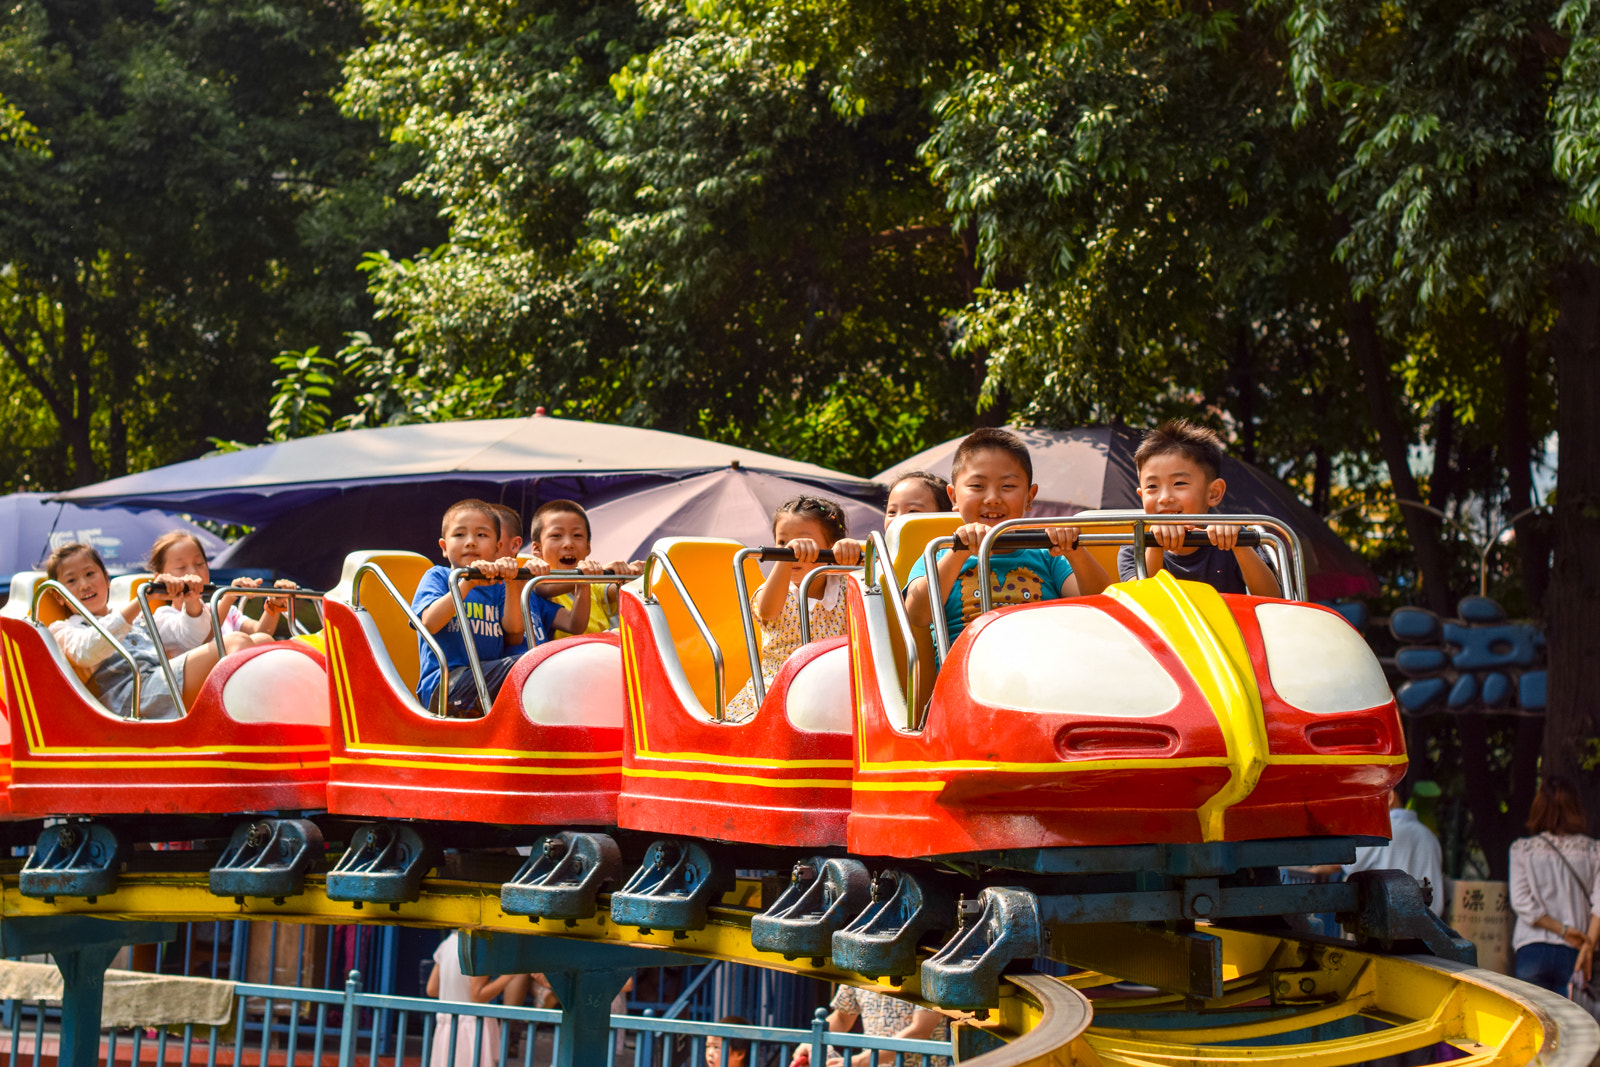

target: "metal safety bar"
[642,549,727,719]
[210,583,327,642]
[796,565,861,646]
[31,579,145,718]
[517,572,632,646]
[733,548,864,706]
[862,532,922,725]
[449,566,629,715]
[923,512,1307,661]
[136,581,327,667]
[732,549,767,708]
[350,562,454,718]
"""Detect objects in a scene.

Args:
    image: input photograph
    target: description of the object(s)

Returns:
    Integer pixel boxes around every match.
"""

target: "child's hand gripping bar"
[446,566,632,717]
[516,572,633,651]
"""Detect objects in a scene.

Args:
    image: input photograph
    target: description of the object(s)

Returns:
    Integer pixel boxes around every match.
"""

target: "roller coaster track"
[2,863,1590,1067]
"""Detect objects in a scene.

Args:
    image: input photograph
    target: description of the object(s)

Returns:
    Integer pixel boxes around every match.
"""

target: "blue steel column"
[458,930,698,1067]
[540,965,634,1067]
[0,916,179,1067]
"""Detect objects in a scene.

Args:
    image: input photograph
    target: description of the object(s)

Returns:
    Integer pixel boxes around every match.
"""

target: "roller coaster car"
[0,572,42,818]
[846,513,1406,858]
[321,551,624,826]
[0,577,330,816]
[616,539,854,847]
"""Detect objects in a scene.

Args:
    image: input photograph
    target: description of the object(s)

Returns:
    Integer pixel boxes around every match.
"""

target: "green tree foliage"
[1282,0,1598,863]
[337,0,975,471]
[0,0,439,489]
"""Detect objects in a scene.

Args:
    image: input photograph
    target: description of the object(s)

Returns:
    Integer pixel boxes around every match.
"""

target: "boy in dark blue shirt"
[1116,420,1281,596]
[412,498,592,715]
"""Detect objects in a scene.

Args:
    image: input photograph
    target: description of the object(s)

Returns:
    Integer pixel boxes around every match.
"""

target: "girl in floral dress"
[724,496,862,720]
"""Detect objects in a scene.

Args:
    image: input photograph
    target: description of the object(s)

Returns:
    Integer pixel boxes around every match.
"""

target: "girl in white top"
[724,496,863,721]
[43,542,254,718]
[1509,776,1600,994]
[427,932,514,1067]
[146,531,298,657]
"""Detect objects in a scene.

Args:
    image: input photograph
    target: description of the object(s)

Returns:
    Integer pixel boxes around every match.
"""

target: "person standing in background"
[1307,779,1444,915]
[1510,777,1600,994]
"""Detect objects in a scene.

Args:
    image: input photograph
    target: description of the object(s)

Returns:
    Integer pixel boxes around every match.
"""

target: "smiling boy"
[529,500,640,638]
[411,498,590,715]
[905,428,1110,653]
[1117,420,1281,597]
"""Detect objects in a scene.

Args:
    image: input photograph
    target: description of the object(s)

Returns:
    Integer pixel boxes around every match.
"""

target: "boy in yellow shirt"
[528,500,642,638]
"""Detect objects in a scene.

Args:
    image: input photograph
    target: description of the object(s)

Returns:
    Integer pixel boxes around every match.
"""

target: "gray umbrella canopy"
[53,415,876,588]
[586,466,885,564]
[55,414,874,525]
[877,425,1377,599]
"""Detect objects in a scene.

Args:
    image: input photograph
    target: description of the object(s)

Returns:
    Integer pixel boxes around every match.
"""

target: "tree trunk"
[1345,296,1455,614]
[1232,323,1257,464]
[1500,323,1551,616]
[1456,715,1543,880]
[1543,261,1600,816]
[959,223,1007,428]
[61,302,98,488]
[1429,401,1454,512]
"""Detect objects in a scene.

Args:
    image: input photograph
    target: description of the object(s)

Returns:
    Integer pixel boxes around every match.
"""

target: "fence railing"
[0,967,952,1067]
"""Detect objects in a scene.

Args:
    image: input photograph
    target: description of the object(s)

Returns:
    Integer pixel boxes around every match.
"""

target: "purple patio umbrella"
[0,492,225,594]
[586,465,885,564]
[877,425,1378,600]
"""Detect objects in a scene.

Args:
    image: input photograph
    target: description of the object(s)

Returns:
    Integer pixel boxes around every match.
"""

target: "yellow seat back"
[332,551,434,691]
[885,514,963,589]
[649,539,763,716]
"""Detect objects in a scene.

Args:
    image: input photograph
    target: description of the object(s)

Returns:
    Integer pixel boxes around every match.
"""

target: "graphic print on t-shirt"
[955,566,1047,624]
[449,598,501,637]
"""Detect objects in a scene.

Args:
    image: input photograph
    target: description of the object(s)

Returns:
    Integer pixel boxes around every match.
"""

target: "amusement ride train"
[0,510,1459,1010]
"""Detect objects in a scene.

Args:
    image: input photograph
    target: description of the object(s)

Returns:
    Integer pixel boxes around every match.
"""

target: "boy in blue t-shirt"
[906,428,1110,654]
[1115,420,1281,597]
[412,498,593,715]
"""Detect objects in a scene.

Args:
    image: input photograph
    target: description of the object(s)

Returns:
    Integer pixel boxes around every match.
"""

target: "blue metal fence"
[1,969,951,1067]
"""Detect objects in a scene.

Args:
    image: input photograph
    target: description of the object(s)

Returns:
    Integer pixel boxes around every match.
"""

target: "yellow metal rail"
[1,869,1588,1067]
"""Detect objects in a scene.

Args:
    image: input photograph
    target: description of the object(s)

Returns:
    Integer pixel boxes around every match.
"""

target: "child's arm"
[753,538,824,623]
[240,579,299,637]
[1044,527,1111,596]
[416,564,495,634]
[549,559,600,634]
[149,576,209,652]
[498,557,531,648]
[602,560,643,613]
[905,522,988,627]
[469,974,515,1004]
[1207,525,1283,597]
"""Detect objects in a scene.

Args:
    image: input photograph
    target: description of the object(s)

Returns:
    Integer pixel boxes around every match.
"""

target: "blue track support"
[459,931,696,1067]
[0,916,178,1067]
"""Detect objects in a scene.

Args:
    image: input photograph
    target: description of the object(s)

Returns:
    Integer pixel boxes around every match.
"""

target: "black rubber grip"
[955,528,1263,551]
[755,547,845,564]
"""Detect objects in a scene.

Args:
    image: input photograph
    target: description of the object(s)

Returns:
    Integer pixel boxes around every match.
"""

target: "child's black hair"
[951,427,1033,485]
[1135,419,1227,482]
[440,499,501,538]
[890,470,952,510]
[774,495,848,543]
[45,541,107,581]
[531,499,591,540]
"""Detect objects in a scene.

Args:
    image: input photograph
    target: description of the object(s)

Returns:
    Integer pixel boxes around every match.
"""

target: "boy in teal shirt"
[905,428,1110,653]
